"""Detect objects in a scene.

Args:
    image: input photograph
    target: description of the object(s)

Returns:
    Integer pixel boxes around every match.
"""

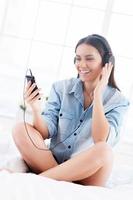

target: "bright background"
[0,0,133,151]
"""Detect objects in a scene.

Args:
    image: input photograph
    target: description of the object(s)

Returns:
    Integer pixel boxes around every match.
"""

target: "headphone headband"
[90,34,112,55]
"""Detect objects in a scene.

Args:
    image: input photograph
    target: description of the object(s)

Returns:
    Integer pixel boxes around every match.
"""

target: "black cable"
[23,69,49,151]
[23,69,81,151]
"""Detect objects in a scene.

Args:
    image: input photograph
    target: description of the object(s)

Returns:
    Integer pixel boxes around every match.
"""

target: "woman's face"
[75,43,103,82]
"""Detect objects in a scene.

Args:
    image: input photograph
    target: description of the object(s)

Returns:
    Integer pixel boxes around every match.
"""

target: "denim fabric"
[42,78,129,164]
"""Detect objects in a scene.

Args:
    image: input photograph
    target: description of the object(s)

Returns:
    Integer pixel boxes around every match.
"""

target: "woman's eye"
[75,58,80,61]
[86,58,94,61]
[75,58,94,62]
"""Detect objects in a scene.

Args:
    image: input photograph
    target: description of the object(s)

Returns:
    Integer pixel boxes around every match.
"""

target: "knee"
[12,122,25,138]
[12,122,28,147]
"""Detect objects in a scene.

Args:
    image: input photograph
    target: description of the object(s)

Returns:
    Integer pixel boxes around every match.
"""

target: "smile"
[80,70,91,75]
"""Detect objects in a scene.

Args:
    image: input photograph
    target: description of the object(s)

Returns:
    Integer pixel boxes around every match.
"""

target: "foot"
[0,168,13,173]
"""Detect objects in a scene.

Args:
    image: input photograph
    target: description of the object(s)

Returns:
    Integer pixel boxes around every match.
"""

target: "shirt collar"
[68,78,110,101]
[68,78,83,95]
[67,78,118,109]
[68,78,84,106]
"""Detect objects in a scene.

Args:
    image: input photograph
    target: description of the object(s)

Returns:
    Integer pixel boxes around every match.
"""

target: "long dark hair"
[75,34,120,91]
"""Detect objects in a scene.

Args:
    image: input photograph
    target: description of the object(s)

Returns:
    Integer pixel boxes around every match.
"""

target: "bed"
[0,132,133,200]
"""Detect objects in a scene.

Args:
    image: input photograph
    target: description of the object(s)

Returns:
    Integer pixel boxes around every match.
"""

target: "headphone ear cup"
[74,57,79,78]
[109,55,115,65]
[74,57,76,64]
[103,54,110,65]
[103,54,115,65]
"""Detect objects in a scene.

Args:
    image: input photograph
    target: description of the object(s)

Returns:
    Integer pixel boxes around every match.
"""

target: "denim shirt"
[42,78,129,164]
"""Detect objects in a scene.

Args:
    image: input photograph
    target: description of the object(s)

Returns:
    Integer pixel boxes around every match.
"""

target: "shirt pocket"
[58,110,74,137]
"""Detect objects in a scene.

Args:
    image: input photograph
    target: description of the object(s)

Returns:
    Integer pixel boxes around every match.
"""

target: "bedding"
[0,133,133,200]
[0,169,133,200]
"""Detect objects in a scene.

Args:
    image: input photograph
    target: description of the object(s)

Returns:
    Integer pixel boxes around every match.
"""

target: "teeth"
[80,70,90,74]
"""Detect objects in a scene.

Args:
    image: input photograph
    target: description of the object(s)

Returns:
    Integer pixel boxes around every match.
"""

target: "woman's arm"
[92,63,113,143]
[92,91,109,143]
[32,109,49,139]
[24,81,49,139]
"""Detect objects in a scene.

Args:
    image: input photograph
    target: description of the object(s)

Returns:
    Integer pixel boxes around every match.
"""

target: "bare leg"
[12,122,58,174]
[40,142,113,186]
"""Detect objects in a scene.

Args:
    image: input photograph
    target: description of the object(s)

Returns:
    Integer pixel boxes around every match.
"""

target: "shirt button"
[80,119,83,123]
[68,145,71,149]
[74,133,77,136]
[60,113,63,116]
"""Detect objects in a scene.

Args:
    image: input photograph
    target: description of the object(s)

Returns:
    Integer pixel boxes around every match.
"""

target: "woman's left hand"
[94,62,113,96]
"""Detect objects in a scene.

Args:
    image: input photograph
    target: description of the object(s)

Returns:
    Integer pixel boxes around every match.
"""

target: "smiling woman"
[75,44,102,83]
[74,34,118,88]
[12,33,129,187]
[0,2,133,198]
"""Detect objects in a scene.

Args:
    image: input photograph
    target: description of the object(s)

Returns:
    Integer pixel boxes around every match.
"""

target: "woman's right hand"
[24,81,42,113]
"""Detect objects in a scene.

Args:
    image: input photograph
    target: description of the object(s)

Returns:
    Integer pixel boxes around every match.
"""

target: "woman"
[12,34,129,186]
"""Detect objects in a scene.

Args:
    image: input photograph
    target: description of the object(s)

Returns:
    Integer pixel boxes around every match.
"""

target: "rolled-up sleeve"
[106,102,130,146]
[41,83,61,138]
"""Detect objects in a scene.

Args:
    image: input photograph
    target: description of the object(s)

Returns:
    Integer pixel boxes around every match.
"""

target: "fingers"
[25,81,36,97]
[104,62,113,70]
[102,62,113,77]
[99,62,113,87]
[26,89,41,103]
[108,61,113,73]
[26,80,32,90]
[24,82,42,103]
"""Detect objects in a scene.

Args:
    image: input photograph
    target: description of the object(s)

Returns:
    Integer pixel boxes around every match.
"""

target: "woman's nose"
[79,60,87,68]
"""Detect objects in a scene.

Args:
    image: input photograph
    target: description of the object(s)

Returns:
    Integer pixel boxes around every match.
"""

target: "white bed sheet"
[0,133,133,200]
[0,169,133,200]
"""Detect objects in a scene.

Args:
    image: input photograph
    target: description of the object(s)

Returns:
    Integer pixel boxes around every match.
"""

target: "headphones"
[74,34,115,66]
[92,34,115,66]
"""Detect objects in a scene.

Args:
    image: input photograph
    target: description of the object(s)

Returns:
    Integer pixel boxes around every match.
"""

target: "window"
[0,0,132,122]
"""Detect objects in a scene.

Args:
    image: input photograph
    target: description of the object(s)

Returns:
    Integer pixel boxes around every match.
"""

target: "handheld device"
[25,69,40,100]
